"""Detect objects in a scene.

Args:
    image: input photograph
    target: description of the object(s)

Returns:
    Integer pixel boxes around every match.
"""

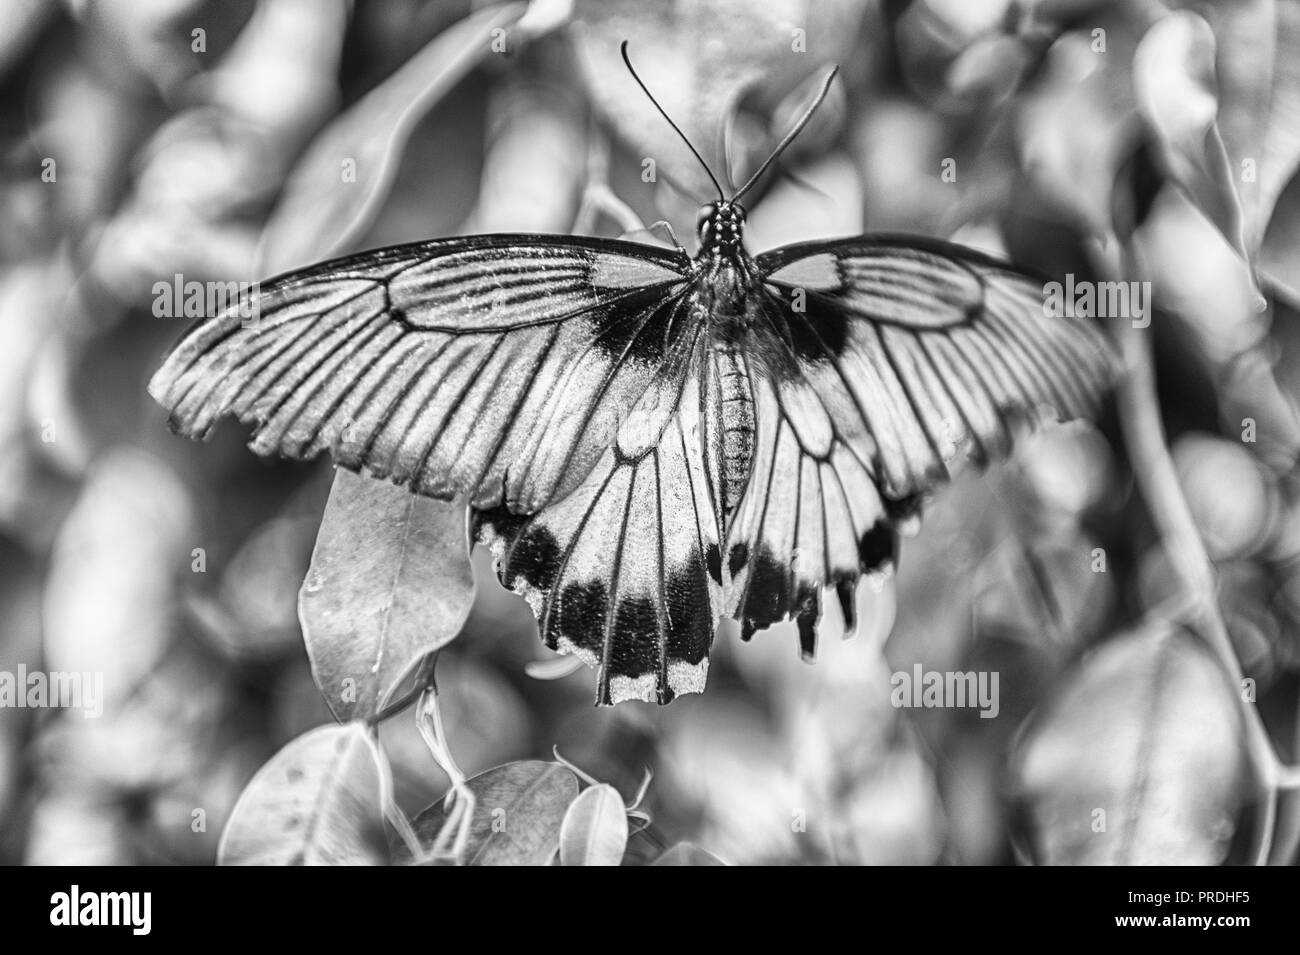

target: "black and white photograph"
[0,0,1297,904]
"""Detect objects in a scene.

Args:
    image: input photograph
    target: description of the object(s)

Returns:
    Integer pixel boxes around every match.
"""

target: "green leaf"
[396,760,580,865]
[218,723,390,866]
[300,468,474,723]
[652,842,727,866]
[559,783,628,866]
[1010,623,1250,864]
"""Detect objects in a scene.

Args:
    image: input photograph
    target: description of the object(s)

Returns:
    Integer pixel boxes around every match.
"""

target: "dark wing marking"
[727,235,1116,638]
[149,234,692,512]
[473,307,723,705]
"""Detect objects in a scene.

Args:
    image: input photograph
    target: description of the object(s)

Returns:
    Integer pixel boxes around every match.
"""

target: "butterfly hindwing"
[149,235,691,513]
[473,310,723,704]
[724,236,1116,637]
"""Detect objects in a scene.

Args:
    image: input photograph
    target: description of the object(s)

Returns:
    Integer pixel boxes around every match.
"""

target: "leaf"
[43,449,194,708]
[1261,169,1300,302]
[1133,11,1251,267]
[1009,623,1250,864]
[300,468,474,723]
[463,71,587,234]
[523,656,586,680]
[559,783,628,866]
[1171,432,1273,561]
[218,723,390,865]
[0,0,55,81]
[199,514,320,658]
[0,265,61,515]
[1189,0,1300,253]
[1134,13,1220,154]
[1133,186,1300,469]
[24,793,130,866]
[652,842,727,866]
[396,760,579,865]
[1015,34,1140,241]
[257,2,528,274]
[34,647,229,793]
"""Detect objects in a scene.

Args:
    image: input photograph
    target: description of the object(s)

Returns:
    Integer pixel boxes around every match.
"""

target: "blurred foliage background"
[1,0,1299,865]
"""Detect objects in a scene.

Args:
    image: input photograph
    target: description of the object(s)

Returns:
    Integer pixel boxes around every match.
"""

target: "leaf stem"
[1116,312,1283,865]
[366,725,424,863]
[416,666,476,863]
[572,131,649,237]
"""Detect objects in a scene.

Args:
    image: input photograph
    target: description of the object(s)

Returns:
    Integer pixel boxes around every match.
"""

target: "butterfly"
[150,44,1115,705]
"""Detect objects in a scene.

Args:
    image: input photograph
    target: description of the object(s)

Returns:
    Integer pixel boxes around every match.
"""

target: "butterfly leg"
[643,219,686,255]
[571,188,679,252]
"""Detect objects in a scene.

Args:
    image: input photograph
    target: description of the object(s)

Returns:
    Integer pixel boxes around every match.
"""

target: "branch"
[1116,314,1284,865]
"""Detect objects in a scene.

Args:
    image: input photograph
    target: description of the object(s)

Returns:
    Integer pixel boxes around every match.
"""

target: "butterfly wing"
[473,302,723,704]
[151,234,723,703]
[725,236,1116,644]
[150,234,692,512]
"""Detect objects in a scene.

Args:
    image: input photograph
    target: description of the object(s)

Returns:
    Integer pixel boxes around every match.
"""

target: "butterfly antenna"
[732,65,839,204]
[620,41,724,200]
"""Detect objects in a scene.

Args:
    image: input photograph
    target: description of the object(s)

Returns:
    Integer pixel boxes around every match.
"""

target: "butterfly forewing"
[151,235,691,512]
[754,237,1113,495]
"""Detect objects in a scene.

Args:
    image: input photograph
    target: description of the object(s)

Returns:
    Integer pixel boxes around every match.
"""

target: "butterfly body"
[705,342,757,519]
[685,200,765,520]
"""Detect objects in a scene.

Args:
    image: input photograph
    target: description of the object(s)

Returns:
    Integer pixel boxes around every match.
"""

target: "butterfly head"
[696,200,747,254]
[620,41,838,257]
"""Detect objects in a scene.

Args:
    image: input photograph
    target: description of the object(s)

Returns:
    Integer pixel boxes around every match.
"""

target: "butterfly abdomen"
[708,343,756,516]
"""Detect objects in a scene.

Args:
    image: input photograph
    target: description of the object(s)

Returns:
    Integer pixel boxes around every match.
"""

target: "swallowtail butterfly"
[150,45,1115,705]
